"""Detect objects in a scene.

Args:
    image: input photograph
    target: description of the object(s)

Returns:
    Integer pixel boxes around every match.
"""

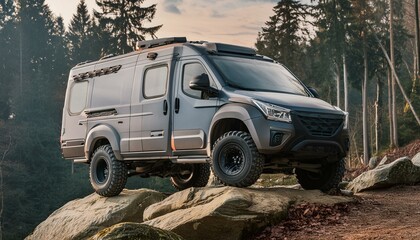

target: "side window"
[182,63,216,99]
[69,81,88,114]
[143,65,168,98]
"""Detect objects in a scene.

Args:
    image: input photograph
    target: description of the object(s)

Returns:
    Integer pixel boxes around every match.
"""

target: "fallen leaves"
[252,202,351,240]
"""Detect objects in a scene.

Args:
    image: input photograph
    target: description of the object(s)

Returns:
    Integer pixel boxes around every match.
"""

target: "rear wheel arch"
[85,124,122,160]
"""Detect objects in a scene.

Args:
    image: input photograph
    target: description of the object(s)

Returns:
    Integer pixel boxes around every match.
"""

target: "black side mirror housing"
[308,87,320,98]
[190,73,210,91]
[189,73,218,97]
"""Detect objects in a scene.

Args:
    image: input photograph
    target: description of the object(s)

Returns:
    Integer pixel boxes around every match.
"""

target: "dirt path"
[255,185,420,240]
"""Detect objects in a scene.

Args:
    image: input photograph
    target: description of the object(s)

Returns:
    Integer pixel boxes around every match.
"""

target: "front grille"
[297,113,344,137]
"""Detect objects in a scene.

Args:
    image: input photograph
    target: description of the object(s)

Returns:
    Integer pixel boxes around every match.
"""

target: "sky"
[45,0,281,48]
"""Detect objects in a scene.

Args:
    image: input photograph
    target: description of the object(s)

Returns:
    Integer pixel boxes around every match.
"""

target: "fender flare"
[207,103,263,155]
[85,124,122,160]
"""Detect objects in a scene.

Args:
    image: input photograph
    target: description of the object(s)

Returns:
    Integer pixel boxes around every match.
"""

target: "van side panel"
[86,54,138,155]
[129,48,176,154]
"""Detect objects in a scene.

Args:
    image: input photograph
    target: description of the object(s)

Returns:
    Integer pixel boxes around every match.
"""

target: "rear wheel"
[295,158,345,192]
[171,163,210,190]
[90,144,128,197]
[211,131,264,187]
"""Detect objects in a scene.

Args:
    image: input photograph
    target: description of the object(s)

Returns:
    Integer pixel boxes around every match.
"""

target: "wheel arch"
[85,124,122,161]
[208,103,262,155]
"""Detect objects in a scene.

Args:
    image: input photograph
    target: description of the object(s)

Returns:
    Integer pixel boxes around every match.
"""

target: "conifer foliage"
[94,0,162,54]
[255,0,312,77]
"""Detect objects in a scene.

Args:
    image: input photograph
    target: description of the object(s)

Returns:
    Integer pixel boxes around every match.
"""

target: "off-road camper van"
[61,37,349,197]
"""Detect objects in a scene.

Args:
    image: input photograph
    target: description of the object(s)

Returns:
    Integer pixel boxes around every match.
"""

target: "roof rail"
[136,37,187,50]
[100,54,115,60]
[76,60,93,66]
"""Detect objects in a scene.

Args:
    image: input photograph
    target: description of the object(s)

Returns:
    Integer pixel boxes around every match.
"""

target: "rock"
[338,181,350,189]
[368,156,378,169]
[347,157,420,193]
[89,222,184,240]
[143,186,353,240]
[339,189,354,197]
[26,189,166,240]
[412,152,420,166]
[378,156,389,166]
[206,171,223,187]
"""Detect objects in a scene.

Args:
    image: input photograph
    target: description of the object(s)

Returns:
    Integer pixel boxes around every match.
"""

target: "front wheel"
[211,131,264,187]
[90,144,128,197]
[295,158,345,192]
[170,163,210,190]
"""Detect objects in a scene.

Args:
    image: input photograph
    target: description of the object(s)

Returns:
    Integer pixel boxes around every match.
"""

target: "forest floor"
[253,185,420,240]
[253,139,420,240]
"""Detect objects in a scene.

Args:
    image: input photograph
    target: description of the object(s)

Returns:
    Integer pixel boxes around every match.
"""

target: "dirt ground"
[254,185,420,240]
[253,139,420,240]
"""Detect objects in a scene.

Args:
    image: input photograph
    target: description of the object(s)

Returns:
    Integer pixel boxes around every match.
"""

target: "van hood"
[226,89,342,115]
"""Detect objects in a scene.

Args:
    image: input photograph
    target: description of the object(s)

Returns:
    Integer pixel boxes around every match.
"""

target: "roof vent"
[136,37,187,51]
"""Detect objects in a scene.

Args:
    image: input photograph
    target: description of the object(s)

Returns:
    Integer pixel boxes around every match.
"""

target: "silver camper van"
[61,37,349,197]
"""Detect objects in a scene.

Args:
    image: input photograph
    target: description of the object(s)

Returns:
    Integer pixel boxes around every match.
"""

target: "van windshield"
[210,56,308,96]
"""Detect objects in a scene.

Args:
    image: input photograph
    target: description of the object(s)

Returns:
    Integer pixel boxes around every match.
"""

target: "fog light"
[270,131,284,146]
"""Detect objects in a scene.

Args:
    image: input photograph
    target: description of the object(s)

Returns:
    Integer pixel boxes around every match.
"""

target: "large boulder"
[89,222,184,240]
[347,157,420,193]
[412,152,420,166]
[26,189,166,240]
[143,186,352,240]
[368,156,378,169]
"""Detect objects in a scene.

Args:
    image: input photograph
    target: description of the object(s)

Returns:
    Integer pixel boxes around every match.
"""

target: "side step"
[172,157,209,164]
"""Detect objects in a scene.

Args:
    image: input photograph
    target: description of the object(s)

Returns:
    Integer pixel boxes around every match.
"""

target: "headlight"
[252,99,292,123]
[333,106,349,130]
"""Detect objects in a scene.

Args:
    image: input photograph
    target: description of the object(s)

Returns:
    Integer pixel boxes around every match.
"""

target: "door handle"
[163,100,168,115]
[175,98,180,113]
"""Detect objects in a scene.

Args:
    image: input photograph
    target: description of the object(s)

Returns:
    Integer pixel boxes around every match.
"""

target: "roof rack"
[136,37,187,50]
[204,42,256,56]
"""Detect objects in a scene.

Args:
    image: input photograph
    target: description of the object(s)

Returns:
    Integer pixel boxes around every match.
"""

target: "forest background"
[0,0,419,239]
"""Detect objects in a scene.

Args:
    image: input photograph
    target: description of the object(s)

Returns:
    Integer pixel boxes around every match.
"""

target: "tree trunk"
[363,35,369,165]
[416,0,420,82]
[343,54,349,113]
[336,63,341,108]
[387,68,394,147]
[375,78,382,154]
[390,0,398,147]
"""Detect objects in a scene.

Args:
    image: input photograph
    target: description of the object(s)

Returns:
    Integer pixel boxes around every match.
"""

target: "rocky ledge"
[26,186,353,240]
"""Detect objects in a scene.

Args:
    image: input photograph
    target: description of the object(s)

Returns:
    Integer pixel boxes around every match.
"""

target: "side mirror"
[308,87,320,98]
[189,73,218,97]
[189,73,210,91]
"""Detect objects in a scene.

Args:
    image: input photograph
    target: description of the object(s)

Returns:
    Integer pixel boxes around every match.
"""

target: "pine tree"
[94,0,162,54]
[256,0,312,78]
[67,0,96,65]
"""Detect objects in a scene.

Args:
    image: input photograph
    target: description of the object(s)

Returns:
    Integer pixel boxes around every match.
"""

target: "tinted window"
[91,70,132,108]
[69,81,88,114]
[144,65,168,98]
[182,63,216,99]
[211,56,308,96]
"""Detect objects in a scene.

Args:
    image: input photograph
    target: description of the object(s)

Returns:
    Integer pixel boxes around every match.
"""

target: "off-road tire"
[211,131,264,187]
[295,158,345,192]
[90,144,128,197]
[170,163,210,190]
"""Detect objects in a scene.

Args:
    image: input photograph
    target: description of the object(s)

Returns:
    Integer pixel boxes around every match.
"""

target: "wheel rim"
[175,165,194,183]
[95,158,109,184]
[219,143,245,176]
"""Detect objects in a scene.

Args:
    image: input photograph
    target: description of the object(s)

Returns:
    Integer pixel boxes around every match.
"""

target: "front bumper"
[246,112,349,161]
